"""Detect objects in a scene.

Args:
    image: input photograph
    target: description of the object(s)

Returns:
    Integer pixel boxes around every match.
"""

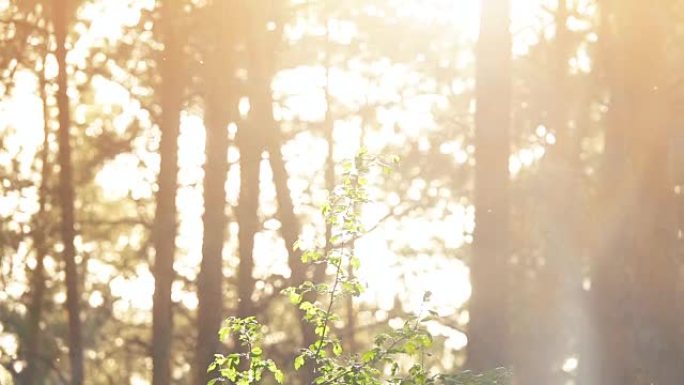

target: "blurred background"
[1,0,683,384]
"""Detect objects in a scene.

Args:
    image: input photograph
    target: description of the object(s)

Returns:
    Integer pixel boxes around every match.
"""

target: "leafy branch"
[208,150,510,385]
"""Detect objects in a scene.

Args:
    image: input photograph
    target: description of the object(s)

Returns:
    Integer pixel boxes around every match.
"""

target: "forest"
[1,0,684,384]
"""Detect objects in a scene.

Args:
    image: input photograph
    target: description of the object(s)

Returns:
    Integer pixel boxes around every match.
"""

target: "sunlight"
[0,0,560,328]
[0,0,549,341]
[0,71,44,176]
[0,0,609,383]
[110,265,154,313]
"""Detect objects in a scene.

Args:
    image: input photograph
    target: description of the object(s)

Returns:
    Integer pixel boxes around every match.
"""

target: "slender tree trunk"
[585,5,629,384]
[24,57,52,385]
[466,0,511,371]
[515,2,581,383]
[235,105,262,321]
[591,1,681,383]
[619,3,680,383]
[235,0,290,329]
[242,3,321,382]
[152,2,183,385]
[266,125,323,360]
[590,93,632,385]
[195,1,236,383]
[53,2,84,384]
[235,133,260,320]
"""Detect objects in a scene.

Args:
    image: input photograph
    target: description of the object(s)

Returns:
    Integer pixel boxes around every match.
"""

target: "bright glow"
[562,356,579,373]
[0,0,568,379]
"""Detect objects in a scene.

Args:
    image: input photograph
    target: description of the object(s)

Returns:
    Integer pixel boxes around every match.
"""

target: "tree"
[235,96,262,322]
[151,1,184,385]
[194,0,237,383]
[52,1,84,384]
[241,3,337,381]
[23,53,52,385]
[467,0,512,371]
[513,1,586,383]
[590,1,682,383]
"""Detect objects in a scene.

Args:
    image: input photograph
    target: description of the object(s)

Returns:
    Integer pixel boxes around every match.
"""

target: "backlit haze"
[0,0,600,383]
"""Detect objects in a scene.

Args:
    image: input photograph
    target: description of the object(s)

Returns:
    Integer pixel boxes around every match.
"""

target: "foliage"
[209,150,509,385]
[209,316,284,385]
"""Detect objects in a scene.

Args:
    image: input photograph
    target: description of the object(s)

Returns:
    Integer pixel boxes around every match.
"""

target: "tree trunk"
[515,2,582,383]
[152,2,183,385]
[267,129,321,341]
[195,1,236,383]
[242,3,321,381]
[24,57,52,385]
[466,0,511,371]
[235,112,262,321]
[590,1,681,383]
[53,2,84,384]
[619,3,680,382]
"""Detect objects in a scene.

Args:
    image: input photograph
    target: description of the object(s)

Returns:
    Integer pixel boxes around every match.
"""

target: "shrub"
[208,150,510,385]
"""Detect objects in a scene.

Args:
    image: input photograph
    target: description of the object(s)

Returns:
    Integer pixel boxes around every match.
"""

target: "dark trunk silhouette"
[53,2,84,384]
[467,0,511,371]
[235,109,261,321]
[152,2,183,385]
[24,57,52,385]
[195,1,236,383]
[515,2,583,383]
[242,2,322,381]
[267,126,320,359]
[591,1,682,383]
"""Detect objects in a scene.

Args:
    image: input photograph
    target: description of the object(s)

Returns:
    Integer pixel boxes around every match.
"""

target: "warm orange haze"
[0,0,683,385]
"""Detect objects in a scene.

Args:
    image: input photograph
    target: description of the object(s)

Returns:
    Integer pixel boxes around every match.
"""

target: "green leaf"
[404,340,417,354]
[350,256,360,270]
[299,301,313,311]
[274,369,284,384]
[420,334,433,348]
[208,379,218,385]
[332,340,343,356]
[288,291,303,305]
[321,202,331,216]
[361,349,376,363]
[294,355,305,370]
[218,326,230,342]
[221,368,237,382]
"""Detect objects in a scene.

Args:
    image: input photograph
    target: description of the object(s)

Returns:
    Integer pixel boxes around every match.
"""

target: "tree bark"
[242,3,321,381]
[590,1,681,383]
[514,2,582,383]
[466,0,511,371]
[24,56,52,385]
[235,102,262,321]
[53,2,84,384]
[195,1,236,383]
[152,2,183,385]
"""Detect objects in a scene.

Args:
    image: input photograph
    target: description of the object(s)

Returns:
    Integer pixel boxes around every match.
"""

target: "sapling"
[208,150,510,385]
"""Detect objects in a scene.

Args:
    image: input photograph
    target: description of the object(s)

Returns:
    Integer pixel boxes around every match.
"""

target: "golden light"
[0,0,573,383]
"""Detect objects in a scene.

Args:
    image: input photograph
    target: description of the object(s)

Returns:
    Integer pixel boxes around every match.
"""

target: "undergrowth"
[208,150,510,385]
